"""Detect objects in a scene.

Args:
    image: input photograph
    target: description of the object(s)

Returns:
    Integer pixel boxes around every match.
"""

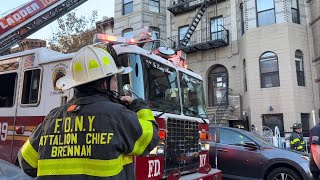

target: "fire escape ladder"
[180,0,208,47]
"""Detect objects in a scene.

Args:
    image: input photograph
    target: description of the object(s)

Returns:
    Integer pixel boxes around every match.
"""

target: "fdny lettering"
[51,145,91,157]
[53,116,95,133]
[0,3,40,30]
[199,154,206,168]
[148,159,161,178]
[86,133,113,144]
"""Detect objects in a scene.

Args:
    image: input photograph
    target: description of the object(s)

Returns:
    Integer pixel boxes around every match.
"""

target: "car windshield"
[180,72,207,118]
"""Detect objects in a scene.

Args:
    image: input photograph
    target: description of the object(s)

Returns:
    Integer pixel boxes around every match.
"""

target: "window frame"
[210,16,224,41]
[291,0,300,24]
[240,3,245,35]
[0,72,18,108]
[149,0,160,13]
[256,0,276,27]
[123,0,133,15]
[122,28,134,39]
[178,25,189,46]
[295,50,305,86]
[259,51,280,88]
[20,67,42,107]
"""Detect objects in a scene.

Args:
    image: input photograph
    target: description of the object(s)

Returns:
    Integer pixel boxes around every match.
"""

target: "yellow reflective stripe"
[291,138,300,144]
[21,139,38,168]
[129,109,154,156]
[297,146,303,150]
[137,109,155,121]
[301,141,305,144]
[37,154,132,177]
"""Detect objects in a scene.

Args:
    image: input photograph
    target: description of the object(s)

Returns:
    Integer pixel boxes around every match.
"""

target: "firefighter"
[310,122,320,180]
[290,123,306,152]
[18,45,160,179]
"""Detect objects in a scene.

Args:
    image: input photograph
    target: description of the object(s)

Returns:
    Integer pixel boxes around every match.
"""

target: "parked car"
[209,127,313,180]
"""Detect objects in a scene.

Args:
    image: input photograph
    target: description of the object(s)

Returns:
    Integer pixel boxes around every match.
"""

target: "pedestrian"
[290,123,306,152]
[310,122,320,180]
[18,45,160,179]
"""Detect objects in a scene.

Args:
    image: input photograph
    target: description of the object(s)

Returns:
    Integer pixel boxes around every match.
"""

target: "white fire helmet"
[56,45,132,91]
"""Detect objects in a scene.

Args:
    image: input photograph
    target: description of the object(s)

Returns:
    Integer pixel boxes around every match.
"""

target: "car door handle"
[217,148,228,152]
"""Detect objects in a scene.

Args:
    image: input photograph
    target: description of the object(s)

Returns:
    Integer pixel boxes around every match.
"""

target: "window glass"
[295,50,305,86]
[179,26,189,45]
[123,28,133,39]
[220,128,251,146]
[142,56,181,114]
[211,17,224,40]
[123,0,133,15]
[180,73,207,118]
[256,0,274,11]
[0,73,17,107]
[256,0,275,27]
[301,113,310,137]
[21,69,41,104]
[149,0,160,13]
[260,52,279,88]
[257,10,276,26]
[262,114,284,137]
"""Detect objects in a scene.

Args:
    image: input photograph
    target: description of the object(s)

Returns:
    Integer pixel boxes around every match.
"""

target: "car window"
[220,128,251,146]
[210,127,216,142]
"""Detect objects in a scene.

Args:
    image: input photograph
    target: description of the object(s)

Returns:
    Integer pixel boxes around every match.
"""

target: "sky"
[0,0,114,40]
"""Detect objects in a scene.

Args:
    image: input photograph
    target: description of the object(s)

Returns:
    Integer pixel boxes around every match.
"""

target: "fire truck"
[0,0,222,179]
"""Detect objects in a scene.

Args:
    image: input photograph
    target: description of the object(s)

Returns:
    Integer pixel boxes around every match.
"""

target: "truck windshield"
[117,53,181,114]
[180,72,207,118]
[141,56,181,114]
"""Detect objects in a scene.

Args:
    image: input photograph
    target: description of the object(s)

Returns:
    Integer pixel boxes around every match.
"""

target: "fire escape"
[0,0,88,55]
[167,0,229,53]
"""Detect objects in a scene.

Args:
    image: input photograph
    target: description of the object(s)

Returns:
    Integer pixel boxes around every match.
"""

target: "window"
[0,73,17,107]
[21,69,41,105]
[178,25,189,45]
[219,128,251,146]
[259,52,280,88]
[123,0,133,15]
[291,0,300,24]
[243,59,247,92]
[262,114,284,137]
[301,113,310,137]
[210,16,224,40]
[122,28,133,39]
[295,50,305,86]
[240,3,245,35]
[149,0,160,13]
[256,0,275,27]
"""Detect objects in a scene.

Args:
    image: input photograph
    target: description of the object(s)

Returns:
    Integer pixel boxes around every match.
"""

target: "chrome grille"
[165,118,199,175]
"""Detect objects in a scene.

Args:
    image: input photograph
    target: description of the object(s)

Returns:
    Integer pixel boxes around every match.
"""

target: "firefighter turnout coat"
[18,94,159,179]
[290,131,306,152]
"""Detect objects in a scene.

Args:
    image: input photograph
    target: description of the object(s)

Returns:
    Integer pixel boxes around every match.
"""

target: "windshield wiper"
[183,107,207,124]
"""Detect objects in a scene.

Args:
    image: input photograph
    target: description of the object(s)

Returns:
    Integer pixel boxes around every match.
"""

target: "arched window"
[259,52,280,88]
[122,28,133,39]
[295,50,305,86]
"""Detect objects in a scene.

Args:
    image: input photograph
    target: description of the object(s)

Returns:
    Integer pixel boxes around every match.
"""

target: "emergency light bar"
[93,33,135,44]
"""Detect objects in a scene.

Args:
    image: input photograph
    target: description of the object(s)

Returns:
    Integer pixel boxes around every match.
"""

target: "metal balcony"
[167,28,229,53]
[168,0,226,15]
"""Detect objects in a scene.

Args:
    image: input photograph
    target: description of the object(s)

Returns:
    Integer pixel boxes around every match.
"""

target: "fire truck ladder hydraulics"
[0,0,88,54]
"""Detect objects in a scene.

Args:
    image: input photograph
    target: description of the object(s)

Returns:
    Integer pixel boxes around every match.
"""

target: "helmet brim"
[56,66,132,91]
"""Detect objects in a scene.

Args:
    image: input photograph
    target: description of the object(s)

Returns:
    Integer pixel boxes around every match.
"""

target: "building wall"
[114,0,167,40]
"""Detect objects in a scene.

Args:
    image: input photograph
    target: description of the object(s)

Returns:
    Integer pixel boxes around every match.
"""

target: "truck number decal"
[200,154,206,168]
[0,122,8,141]
[148,159,161,178]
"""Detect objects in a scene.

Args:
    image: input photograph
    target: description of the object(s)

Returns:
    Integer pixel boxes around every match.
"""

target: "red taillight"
[15,126,24,134]
[158,130,166,140]
[200,132,210,141]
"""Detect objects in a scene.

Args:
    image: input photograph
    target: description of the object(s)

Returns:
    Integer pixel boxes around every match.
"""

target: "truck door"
[0,58,20,163]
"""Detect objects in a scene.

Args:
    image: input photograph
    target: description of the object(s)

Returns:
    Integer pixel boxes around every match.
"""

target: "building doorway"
[208,65,228,106]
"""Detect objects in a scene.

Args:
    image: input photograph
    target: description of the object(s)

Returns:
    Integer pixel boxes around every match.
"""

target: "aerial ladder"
[0,0,88,54]
[180,0,212,47]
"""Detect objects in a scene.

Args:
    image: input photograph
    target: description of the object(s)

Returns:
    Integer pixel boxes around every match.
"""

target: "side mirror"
[122,84,132,97]
[243,141,258,149]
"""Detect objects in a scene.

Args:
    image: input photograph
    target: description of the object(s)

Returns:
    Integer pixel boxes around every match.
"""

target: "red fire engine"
[0,0,222,179]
